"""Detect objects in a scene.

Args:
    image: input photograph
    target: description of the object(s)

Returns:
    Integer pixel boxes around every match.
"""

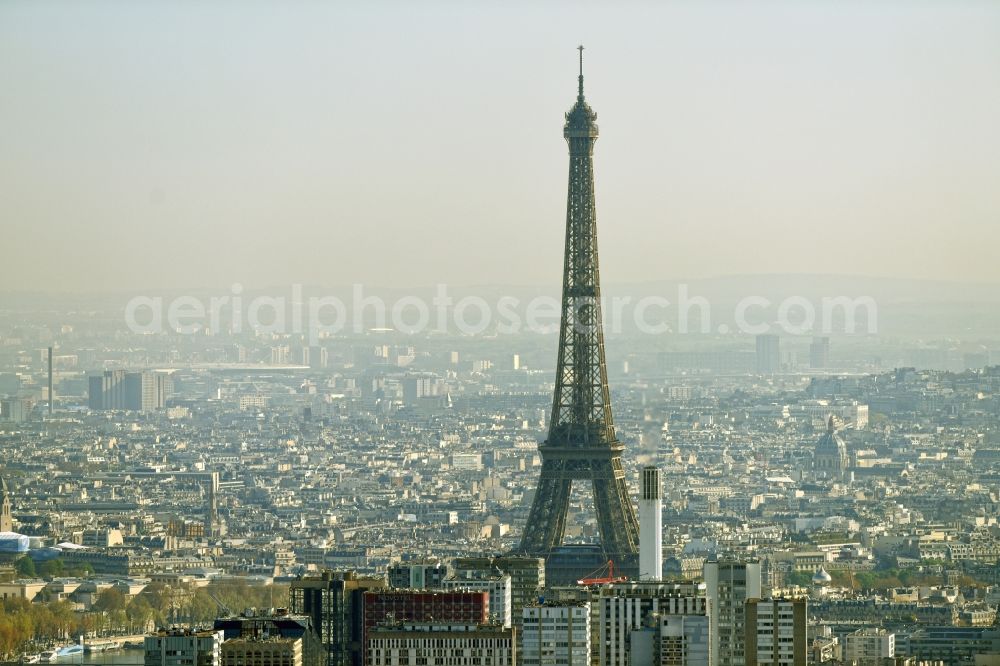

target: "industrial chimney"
[640,465,663,580]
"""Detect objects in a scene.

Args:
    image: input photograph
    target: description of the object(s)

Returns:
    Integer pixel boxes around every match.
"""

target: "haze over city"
[3,1,1000,292]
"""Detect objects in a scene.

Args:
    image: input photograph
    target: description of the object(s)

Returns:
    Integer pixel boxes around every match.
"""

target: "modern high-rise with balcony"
[629,612,710,666]
[704,560,762,666]
[598,581,708,666]
[744,598,807,666]
[522,601,590,666]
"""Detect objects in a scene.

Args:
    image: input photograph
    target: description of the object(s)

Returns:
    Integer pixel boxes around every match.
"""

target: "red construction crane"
[577,559,627,585]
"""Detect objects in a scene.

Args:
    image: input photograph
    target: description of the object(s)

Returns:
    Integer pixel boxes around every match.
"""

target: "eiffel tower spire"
[519,49,640,564]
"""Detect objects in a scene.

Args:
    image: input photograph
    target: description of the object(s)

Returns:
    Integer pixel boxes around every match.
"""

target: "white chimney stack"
[640,465,663,580]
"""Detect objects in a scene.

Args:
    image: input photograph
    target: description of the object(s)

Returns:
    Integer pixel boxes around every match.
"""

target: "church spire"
[0,477,12,533]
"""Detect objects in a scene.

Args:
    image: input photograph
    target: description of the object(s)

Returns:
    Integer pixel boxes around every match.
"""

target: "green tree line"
[16,557,93,579]
[0,580,289,659]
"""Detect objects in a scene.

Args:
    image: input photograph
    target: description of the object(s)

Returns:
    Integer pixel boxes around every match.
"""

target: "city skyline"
[2,5,1000,665]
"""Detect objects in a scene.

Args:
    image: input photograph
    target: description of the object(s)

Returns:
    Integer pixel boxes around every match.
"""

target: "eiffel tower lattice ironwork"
[519,47,640,562]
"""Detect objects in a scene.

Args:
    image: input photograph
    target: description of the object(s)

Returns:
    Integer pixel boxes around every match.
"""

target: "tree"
[190,589,223,624]
[37,558,65,579]
[854,572,877,590]
[49,601,76,640]
[15,556,36,578]
[829,571,859,590]
[65,562,93,578]
[93,588,126,614]
[786,571,812,587]
[125,595,155,634]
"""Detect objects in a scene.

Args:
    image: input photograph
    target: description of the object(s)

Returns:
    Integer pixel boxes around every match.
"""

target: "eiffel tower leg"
[520,463,572,554]
[591,461,640,559]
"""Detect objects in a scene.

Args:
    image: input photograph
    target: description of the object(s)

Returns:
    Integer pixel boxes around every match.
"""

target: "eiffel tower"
[519,47,640,570]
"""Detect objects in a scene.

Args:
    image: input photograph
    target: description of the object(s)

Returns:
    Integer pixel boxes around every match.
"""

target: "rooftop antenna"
[577,44,585,99]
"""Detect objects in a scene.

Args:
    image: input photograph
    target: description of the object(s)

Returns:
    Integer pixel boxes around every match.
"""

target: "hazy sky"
[2,1,999,293]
